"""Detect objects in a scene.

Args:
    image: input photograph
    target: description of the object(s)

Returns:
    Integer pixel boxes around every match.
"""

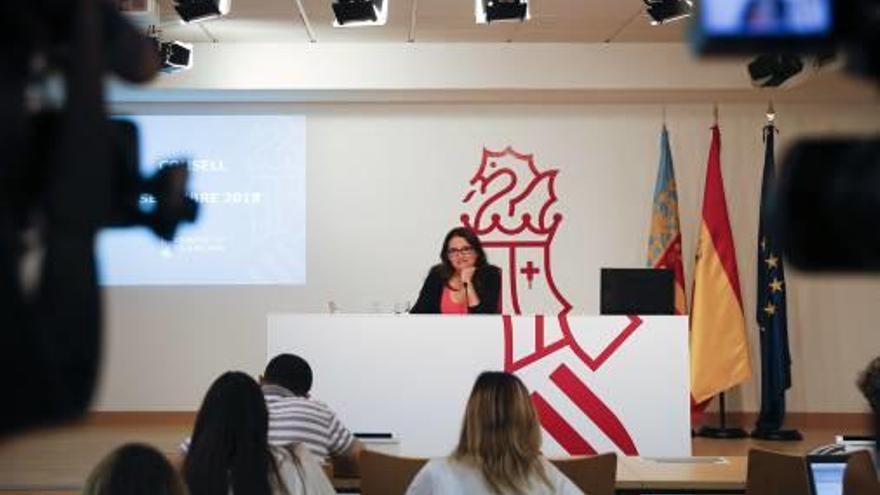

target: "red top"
[440,286,468,314]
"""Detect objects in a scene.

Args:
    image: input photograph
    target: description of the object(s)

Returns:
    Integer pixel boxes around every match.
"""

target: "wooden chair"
[745,448,811,495]
[550,452,617,495]
[320,462,333,479]
[843,449,880,495]
[359,449,429,495]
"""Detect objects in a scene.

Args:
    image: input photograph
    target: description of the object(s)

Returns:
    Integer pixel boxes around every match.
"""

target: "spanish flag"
[690,125,752,404]
[647,125,687,315]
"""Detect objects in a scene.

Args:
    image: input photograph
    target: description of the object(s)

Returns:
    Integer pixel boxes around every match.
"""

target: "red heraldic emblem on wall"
[461,146,571,315]
[504,314,643,455]
[461,146,642,455]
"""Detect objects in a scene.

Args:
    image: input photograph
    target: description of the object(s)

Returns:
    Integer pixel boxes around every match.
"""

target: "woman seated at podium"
[405,372,582,495]
[410,227,501,314]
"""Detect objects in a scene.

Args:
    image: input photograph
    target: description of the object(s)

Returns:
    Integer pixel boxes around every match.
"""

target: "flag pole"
[749,104,803,442]
[691,111,751,440]
[696,392,748,438]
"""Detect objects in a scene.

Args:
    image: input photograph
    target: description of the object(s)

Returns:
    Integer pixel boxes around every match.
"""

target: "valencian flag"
[647,125,687,315]
[754,122,793,433]
[690,125,752,404]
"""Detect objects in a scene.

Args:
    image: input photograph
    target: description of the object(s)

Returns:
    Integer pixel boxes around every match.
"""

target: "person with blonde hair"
[406,371,582,495]
[83,443,188,495]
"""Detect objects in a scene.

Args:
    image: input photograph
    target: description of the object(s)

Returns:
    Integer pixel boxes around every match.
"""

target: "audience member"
[183,371,335,495]
[405,371,583,495]
[856,355,880,467]
[260,354,363,476]
[841,356,880,495]
[179,354,362,477]
[83,443,187,495]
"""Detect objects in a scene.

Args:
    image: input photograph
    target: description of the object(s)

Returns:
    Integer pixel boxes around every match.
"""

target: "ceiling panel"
[615,12,689,42]
[415,0,478,22]
[149,0,694,44]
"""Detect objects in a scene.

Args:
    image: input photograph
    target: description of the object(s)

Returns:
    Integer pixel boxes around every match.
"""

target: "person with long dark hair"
[405,371,582,495]
[410,227,501,314]
[84,443,187,495]
[856,356,880,469]
[183,371,335,495]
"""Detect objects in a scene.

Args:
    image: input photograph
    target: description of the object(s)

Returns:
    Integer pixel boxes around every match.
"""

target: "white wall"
[95,101,880,414]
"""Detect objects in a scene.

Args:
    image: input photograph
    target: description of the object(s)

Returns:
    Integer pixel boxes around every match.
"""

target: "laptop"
[806,454,849,495]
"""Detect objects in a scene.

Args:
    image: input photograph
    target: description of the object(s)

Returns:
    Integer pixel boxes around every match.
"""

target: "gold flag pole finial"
[766,101,776,123]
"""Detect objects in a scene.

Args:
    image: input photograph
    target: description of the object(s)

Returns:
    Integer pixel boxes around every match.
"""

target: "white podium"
[267,314,690,457]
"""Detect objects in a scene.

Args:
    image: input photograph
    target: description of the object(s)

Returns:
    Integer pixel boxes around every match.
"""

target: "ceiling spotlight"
[155,40,193,73]
[476,0,529,24]
[332,0,388,27]
[174,0,231,23]
[644,0,692,26]
[748,53,804,87]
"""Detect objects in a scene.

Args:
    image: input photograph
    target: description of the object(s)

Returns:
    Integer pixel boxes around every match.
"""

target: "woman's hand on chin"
[460,267,475,285]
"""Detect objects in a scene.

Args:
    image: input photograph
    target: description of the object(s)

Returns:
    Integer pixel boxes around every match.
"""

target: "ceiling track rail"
[293,0,317,43]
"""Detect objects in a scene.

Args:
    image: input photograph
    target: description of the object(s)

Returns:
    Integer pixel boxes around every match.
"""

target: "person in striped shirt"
[260,353,363,477]
[180,354,362,477]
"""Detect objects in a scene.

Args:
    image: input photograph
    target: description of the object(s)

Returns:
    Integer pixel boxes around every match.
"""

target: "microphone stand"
[463,281,469,314]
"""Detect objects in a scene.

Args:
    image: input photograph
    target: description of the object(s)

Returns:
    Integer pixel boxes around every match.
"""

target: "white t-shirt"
[405,457,584,495]
[270,444,336,495]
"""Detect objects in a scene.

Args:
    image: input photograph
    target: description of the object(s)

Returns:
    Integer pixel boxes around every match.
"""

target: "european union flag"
[753,122,799,438]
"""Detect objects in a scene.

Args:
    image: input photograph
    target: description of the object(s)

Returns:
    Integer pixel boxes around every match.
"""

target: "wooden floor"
[0,414,870,494]
[0,419,187,494]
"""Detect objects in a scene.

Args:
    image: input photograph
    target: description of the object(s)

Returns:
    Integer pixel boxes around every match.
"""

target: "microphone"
[463,281,469,314]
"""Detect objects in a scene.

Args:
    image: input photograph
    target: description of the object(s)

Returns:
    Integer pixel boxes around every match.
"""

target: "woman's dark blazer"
[409,264,501,314]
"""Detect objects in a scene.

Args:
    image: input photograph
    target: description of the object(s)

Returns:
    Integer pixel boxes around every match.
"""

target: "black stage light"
[332,0,387,26]
[174,0,230,23]
[158,40,193,73]
[748,53,804,87]
[644,0,692,26]
[478,0,529,24]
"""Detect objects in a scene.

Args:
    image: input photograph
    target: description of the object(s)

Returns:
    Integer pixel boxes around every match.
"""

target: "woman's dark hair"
[436,227,489,286]
[857,356,880,456]
[184,371,278,495]
[84,443,188,495]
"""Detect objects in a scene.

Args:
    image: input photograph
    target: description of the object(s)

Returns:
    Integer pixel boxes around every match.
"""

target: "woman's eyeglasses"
[447,246,475,257]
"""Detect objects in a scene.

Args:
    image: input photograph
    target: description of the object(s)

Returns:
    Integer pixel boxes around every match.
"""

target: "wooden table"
[0,416,758,495]
[616,456,747,494]
[2,413,855,495]
[331,456,747,494]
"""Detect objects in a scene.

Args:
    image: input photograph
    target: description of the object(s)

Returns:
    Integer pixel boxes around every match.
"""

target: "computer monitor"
[835,434,877,452]
[600,268,674,315]
[692,0,836,55]
[806,454,849,495]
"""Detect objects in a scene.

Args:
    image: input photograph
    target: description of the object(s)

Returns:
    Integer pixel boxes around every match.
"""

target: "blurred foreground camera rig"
[693,0,879,272]
[1,0,197,434]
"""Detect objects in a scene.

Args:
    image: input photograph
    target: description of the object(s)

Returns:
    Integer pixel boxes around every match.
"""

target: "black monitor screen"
[601,268,675,315]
